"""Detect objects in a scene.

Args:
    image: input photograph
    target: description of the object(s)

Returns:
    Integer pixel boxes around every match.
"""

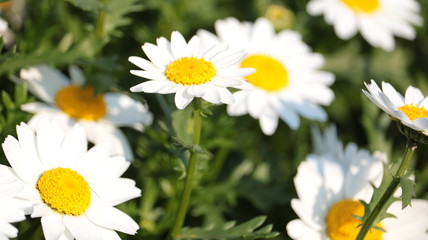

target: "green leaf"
[399,177,415,209]
[1,91,15,110]
[14,83,28,106]
[65,0,99,12]
[104,0,144,36]
[171,136,211,155]
[178,216,279,240]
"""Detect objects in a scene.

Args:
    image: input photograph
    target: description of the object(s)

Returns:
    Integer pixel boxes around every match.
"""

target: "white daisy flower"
[20,64,153,161]
[129,31,255,110]
[286,125,428,240]
[363,80,428,137]
[1,119,141,240]
[306,0,423,51]
[197,17,335,135]
[0,166,29,240]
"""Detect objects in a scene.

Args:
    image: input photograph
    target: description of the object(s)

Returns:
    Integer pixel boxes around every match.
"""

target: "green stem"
[94,0,107,37]
[205,146,230,183]
[356,139,417,240]
[170,101,202,239]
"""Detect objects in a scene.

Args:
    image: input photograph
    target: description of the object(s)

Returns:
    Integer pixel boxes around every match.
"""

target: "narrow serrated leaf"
[399,176,415,209]
[65,0,99,12]
[179,216,279,240]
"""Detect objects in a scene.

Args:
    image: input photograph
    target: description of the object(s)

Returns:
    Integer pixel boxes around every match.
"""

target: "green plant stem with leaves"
[95,0,108,37]
[170,101,202,239]
[356,139,417,240]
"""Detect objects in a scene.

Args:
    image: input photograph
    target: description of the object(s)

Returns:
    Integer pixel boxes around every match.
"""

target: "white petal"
[63,215,103,240]
[41,215,66,240]
[200,85,221,104]
[20,65,69,105]
[381,81,405,107]
[129,70,166,81]
[21,102,57,114]
[174,87,194,109]
[227,91,249,116]
[82,122,134,160]
[130,80,172,93]
[68,65,85,85]
[293,101,327,121]
[404,86,424,104]
[128,56,160,72]
[359,16,395,51]
[247,91,268,118]
[74,144,111,187]
[94,178,141,206]
[306,0,328,15]
[59,123,87,167]
[86,204,138,235]
[286,219,324,240]
[2,135,41,184]
[333,6,357,39]
[276,101,300,130]
[383,199,428,239]
[35,118,64,169]
[216,67,255,78]
[251,18,275,45]
[0,222,18,239]
[171,31,189,59]
[216,86,234,104]
[259,112,279,135]
[142,42,173,69]
[31,202,56,218]
[103,93,153,127]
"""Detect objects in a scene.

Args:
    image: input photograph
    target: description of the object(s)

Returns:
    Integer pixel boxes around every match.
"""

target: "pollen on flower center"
[240,54,289,92]
[340,0,380,13]
[55,85,107,121]
[398,104,428,121]
[37,167,91,216]
[326,199,383,240]
[165,57,216,85]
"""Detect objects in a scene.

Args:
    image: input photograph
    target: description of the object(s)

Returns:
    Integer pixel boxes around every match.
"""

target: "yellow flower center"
[37,167,91,216]
[340,0,380,13]
[398,104,428,121]
[326,199,383,240]
[240,54,289,92]
[55,85,107,121]
[165,57,216,85]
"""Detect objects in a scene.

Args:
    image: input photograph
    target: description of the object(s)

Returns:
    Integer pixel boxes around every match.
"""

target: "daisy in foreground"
[0,166,29,240]
[20,64,153,160]
[363,80,428,139]
[197,17,335,135]
[1,119,141,239]
[129,31,255,110]
[286,125,428,240]
[306,0,422,51]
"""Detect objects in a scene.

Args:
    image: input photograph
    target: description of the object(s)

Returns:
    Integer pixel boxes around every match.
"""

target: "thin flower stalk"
[356,139,417,240]
[170,100,202,238]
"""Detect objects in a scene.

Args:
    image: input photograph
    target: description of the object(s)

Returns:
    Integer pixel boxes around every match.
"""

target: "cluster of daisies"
[1,0,427,239]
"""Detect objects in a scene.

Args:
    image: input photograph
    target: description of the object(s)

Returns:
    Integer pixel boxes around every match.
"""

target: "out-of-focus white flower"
[306,0,423,51]
[198,17,334,135]
[20,65,153,160]
[286,125,428,240]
